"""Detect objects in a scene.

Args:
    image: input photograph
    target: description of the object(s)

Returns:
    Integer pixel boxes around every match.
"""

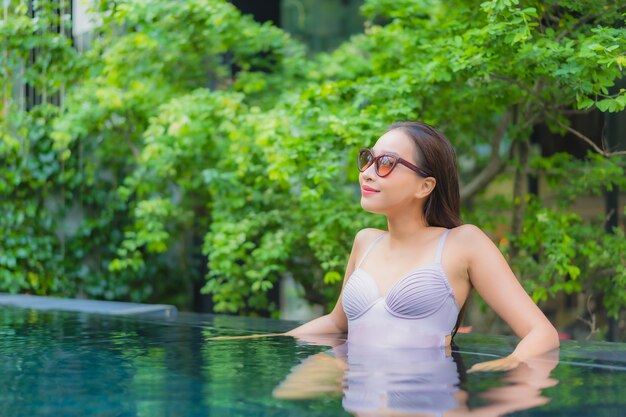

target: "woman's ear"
[415,177,436,199]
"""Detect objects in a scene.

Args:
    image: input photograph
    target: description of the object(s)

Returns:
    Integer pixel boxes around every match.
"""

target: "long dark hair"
[387,121,468,337]
[387,121,462,229]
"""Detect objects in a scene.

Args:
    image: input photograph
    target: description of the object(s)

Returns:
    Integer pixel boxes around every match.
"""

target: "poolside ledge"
[0,293,177,318]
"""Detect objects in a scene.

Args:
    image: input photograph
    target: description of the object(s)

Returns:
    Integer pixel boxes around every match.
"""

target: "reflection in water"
[339,343,461,416]
[274,335,559,417]
[2,307,569,417]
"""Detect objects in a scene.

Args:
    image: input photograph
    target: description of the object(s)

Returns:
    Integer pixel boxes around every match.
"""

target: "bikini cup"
[342,263,457,320]
[342,229,458,321]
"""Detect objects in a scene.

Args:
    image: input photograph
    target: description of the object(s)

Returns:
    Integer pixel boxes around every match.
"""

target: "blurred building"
[232,0,364,52]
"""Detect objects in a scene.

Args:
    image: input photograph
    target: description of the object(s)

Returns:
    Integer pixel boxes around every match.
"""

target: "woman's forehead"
[373,129,414,156]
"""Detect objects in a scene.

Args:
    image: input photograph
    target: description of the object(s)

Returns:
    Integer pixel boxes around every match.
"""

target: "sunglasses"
[357,148,431,178]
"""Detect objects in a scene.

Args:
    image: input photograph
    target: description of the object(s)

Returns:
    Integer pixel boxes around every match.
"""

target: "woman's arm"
[287,228,379,337]
[457,225,560,371]
[209,228,375,341]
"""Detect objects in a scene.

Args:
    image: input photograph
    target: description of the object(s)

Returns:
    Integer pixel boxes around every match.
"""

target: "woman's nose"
[360,163,376,181]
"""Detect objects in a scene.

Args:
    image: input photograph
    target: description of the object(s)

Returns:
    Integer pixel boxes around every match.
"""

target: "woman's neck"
[385,207,430,247]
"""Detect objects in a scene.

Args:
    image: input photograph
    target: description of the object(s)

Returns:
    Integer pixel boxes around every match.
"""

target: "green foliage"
[0,2,79,296]
[2,0,625,328]
[511,199,626,319]
[510,153,626,318]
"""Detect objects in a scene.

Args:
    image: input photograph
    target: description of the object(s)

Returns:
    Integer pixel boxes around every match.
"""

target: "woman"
[285,121,559,372]
[215,121,560,372]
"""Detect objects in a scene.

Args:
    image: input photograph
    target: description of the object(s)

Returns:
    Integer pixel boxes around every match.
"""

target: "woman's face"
[359,128,426,215]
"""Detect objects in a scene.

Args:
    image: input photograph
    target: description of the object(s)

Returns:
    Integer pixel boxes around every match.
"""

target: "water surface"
[1,306,625,416]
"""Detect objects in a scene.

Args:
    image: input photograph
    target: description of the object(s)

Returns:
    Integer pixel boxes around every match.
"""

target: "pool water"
[1,305,625,416]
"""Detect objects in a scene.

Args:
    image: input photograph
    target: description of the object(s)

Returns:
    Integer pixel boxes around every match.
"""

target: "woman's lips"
[361,185,380,196]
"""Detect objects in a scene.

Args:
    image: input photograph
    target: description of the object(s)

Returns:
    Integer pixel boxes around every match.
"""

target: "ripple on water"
[2,306,626,416]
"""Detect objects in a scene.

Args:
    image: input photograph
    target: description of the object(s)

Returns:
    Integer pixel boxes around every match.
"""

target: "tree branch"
[511,139,530,240]
[556,4,626,41]
[460,157,506,203]
[491,74,544,103]
[491,74,554,120]
[560,108,594,116]
[550,117,626,157]
[460,113,511,203]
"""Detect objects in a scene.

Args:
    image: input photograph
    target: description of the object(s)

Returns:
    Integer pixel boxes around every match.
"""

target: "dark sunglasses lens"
[376,155,396,176]
[358,150,373,171]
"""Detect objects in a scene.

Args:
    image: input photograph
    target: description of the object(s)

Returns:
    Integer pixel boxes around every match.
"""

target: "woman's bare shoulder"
[450,223,487,240]
[352,228,386,254]
[449,224,501,261]
[354,228,386,244]
[449,224,495,251]
[444,225,495,273]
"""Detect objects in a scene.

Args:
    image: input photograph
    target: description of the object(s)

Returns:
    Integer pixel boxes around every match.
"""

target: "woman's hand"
[468,354,521,373]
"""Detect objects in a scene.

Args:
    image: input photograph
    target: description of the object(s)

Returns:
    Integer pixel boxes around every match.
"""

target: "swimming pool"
[1,304,625,416]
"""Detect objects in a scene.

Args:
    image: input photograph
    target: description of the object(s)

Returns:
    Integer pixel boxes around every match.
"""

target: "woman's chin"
[360,200,384,214]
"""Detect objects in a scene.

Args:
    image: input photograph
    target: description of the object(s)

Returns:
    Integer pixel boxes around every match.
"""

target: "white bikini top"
[342,230,460,348]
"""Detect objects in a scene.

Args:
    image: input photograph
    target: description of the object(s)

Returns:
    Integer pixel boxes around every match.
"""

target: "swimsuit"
[342,229,460,348]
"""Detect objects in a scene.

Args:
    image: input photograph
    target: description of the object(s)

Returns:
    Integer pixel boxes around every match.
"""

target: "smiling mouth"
[361,186,380,193]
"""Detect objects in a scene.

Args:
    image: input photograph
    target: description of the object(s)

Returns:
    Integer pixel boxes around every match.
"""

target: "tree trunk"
[460,113,510,204]
[510,139,531,260]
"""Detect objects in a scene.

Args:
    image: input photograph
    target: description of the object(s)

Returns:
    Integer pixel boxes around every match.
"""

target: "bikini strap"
[434,229,451,263]
[355,233,387,269]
